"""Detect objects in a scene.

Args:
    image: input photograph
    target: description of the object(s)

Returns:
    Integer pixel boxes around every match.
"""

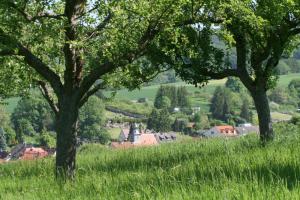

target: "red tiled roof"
[20,147,48,160]
[137,134,158,146]
[215,126,237,136]
[111,134,158,149]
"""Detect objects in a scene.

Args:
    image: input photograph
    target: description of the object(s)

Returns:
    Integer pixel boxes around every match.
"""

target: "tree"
[0,1,190,179]
[154,0,300,143]
[78,96,109,144]
[268,87,289,105]
[158,108,172,132]
[0,105,16,146]
[147,109,160,131]
[225,77,245,93]
[147,108,172,132]
[0,127,7,151]
[210,87,234,121]
[39,131,56,148]
[154,94,171,109]
[289,79,300,99]
[240,99,252,123]
[177,86,191,108]
[11,93,54,135]
[154,85,177,109]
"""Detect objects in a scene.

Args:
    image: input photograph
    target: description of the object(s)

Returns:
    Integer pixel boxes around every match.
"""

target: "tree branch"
[0,49,16,56]
[0,29,63,97]
[86,11,113,39]
[199,68,239,79]
[7,2,64,22]
[38,80,59,116]
[79,82,107,108]
[289,27,300,35]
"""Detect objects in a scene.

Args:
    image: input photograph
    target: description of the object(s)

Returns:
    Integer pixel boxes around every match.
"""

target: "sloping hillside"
[0,123,299,199]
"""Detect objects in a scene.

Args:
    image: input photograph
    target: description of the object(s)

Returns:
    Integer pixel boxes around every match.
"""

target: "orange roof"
[20,147,48,160]
[137,134,158,146]
[215,126,237,136]
[111,134,158,149]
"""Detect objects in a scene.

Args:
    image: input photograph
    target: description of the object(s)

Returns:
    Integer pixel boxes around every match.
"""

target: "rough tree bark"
[55,94,79,179]
[250,88,274,142]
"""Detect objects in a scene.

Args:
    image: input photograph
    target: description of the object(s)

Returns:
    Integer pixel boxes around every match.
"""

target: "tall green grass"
[0,123,299,199]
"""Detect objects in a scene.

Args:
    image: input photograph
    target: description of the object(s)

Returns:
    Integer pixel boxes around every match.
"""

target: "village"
[0,120,259,164]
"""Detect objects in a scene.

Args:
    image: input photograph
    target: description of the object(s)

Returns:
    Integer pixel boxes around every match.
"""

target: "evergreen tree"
[154,85,177,109]
[177,86,190,108]
[0,127,7,151]
[158,108,172,132]
[147,109,160,131]
[225,77,245,93]
[147,108,172,132]
[210,87,234,121]
[154,86,164,109]
[210,87,225,120]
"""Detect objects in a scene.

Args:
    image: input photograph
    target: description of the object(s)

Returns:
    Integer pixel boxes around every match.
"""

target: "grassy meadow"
[0,123,299,199]
[111,73,300,101]
[2,73,299,115]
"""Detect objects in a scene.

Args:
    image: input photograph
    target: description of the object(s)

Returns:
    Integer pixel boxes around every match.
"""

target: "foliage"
[289,79,300,102]
[39,131,56,148]
[0,105,16,145]
[192,112,210,130]
[290,115,300,125]
[172,118,188,132]
[0,127,7,151]
[79,96,109,144]
[147,108,172,132]
[269,87,298,108]
[210,87,234,121]
[154,85,191,111]
[225,77,245,93]
[240,98,253,123]
[11,93,54,136]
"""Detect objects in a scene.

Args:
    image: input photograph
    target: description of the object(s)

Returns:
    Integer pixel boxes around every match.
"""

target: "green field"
[2,73,299,114]
[111,73,300,101]
[0,123,299,199]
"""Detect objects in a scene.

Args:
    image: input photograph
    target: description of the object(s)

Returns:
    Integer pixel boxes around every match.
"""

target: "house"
[238,123,253,127]
[192,107,201,113]
[111,123,159,149]
[0,151,8,159]
[173,107,180,113]
[20,147,48,160]
[236,126,259,135]
[6,143,50,161]
[118,128,130,142]
[202,125,237,137]
[154,133,177,143]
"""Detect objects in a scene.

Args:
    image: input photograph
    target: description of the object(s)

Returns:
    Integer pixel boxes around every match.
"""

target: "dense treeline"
[154,85,191,111]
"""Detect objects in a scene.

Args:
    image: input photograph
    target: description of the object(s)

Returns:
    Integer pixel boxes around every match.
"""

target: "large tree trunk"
[250,89,274,143]
[55,95,79,180]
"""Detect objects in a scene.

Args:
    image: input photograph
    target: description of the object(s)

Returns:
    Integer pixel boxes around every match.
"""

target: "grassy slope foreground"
[0,124,300,200]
